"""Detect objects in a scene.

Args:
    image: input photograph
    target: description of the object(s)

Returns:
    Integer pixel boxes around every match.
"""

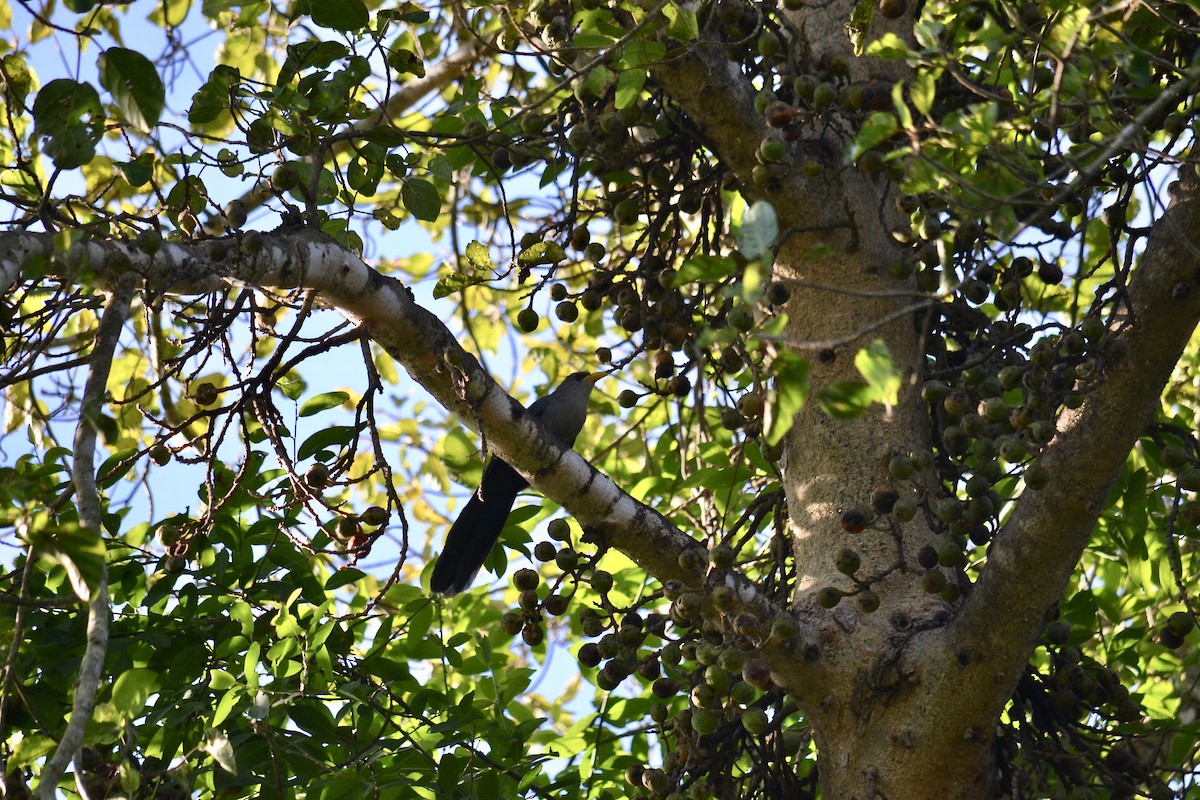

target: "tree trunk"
[770,151,1007,794]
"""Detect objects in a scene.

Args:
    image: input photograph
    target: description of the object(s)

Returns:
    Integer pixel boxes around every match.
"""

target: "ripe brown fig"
[193,382,219,407]
[517,308,540,332]
[578,642,602,668]
[500,611,523,636]
[555,301,578,322]
[840,508,869,533]
[335,517,359,542]
[305,463,330,489]
[764,101,795,128]
[490,146,512,171]
[766,281,791,306]
[521,623,544,646]
[513,567,540,591]
[1045,621,1072,645]
[742,658,772,689]
[1167,611,1195,636]
[1038,259,1064,284]
[871,485,899,514]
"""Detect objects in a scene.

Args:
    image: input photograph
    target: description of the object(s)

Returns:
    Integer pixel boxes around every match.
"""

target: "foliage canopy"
[3,0,1200,797]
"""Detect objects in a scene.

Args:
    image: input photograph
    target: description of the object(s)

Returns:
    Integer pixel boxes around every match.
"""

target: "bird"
[430,371,605,595]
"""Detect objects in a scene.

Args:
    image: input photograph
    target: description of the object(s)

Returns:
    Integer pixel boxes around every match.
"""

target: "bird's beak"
[584,371,606,384]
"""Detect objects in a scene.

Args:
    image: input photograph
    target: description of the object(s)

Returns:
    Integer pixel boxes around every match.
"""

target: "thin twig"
[761,298,934,351]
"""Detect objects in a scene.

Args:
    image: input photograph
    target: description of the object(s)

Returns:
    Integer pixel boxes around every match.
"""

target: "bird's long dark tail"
[430,459,528,595]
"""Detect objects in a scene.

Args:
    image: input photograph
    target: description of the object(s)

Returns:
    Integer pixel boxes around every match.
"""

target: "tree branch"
[647,30,765,182]
[923,171,1200,730]
[33,276,136,799]
[0,229,825,692]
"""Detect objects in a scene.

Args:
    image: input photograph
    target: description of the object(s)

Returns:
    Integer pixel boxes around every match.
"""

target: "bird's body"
[430,371,603,595]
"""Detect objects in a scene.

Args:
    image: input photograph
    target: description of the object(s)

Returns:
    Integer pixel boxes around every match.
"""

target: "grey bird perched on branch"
[430,371,605,595]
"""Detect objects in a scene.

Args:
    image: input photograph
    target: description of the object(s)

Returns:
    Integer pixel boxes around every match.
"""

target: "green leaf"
[866,32,918,60]
[507,505,542,527]
[387,47,425,77]
[675,254,737,285]
[310,0,369,31]
[737,261,765,304]
[10,734,56,768]
[98,48,165,131]
[573,33,615,51]
[434,271,489,299]
[42,522,107,602]
[112,668,160,719]
[620,38,666,67]
[766,352,810,445]
[517,241,566,267]
[854,340,901,406]
[891,82,913,130]
[582,65,616,102]
[390,1,429,23]
[663,2,699,42]
[299,391,349,417]
[148,0,191,27]
[844,0,874,56]
[298,425,358,460]
[188,66,239,125]
[406,603,432,648]
[348,144,384,197]
[209,670,237,691]
[428,154,453,183]
[910,71,936,117]
[614,69,646,110]
[401,177,440,222]
[32,79,102,135]
[500,666,535,701]
[285,40,350,73]
[364,125,406,147]
[849,112,898,161]
[465,240,493,271]
[1,53,32,106]
[116,153,155,187]
[737,201,778,260]
[204,730,238,774]
[201,0,238,17]
[98,447,139,488]
[277,372,306,401]
[43,124,98,169]
[817,381,872,419]
[326,568,366,590]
